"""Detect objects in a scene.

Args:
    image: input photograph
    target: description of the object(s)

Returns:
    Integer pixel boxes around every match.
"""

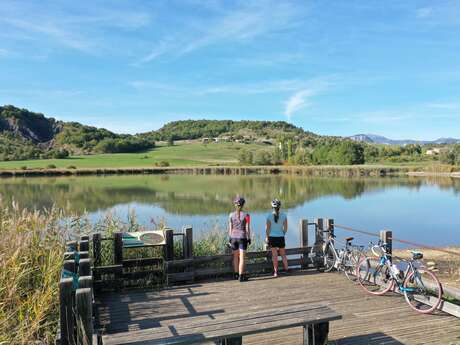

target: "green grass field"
[0,142,270,170]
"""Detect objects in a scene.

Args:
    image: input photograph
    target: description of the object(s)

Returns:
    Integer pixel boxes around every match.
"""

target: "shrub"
[46,164,57,169]
[253,150,272,165]
[67,165,77,169]
[155,161,170,167]
[238,149,253,165]
[20,166,27,170]
[52,149,70,159]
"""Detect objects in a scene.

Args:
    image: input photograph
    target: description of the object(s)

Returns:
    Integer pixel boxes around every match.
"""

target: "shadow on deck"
[96,270,460,345]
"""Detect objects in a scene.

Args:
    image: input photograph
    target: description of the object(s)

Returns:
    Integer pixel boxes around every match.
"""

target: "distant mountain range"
[349,134,460,145]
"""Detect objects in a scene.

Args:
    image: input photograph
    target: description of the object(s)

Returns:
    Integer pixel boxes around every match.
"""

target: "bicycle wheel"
[343,251,361,282]
[356,256,394,295]
[403,268,442,314]
[323,244,336,272]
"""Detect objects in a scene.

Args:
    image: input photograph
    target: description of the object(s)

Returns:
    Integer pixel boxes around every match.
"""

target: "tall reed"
[0,202,69,344]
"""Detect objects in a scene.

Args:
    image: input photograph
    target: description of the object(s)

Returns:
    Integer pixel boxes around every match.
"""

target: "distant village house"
[425,148,441,155]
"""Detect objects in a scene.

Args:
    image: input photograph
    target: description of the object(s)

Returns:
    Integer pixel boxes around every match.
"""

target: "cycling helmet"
[233,196,245,207]
[271,198,281,208]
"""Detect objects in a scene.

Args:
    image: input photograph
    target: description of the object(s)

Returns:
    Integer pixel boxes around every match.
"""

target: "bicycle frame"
[324,234,354,270]
[372,245,420,293]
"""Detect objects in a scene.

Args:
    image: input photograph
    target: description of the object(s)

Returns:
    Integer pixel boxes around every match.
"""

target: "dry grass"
[0,202,70,345]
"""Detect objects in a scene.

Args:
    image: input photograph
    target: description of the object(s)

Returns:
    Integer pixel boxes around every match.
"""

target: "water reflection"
[1,174,459,215]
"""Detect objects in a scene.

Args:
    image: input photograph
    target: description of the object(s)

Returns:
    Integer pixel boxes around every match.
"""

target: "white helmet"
[271,198,281,208]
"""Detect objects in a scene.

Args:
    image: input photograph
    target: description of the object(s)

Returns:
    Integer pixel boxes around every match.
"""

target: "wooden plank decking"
[96,271,460,345]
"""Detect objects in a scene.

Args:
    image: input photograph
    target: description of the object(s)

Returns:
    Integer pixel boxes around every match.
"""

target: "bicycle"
[356,241,443,314]
[310,230,366,282]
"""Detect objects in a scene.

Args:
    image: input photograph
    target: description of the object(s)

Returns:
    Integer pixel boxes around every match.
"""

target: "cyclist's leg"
[233,250,239,274]
[279,247,288,271]
[239,249,245,275]
[238,239,248,277]
[230,238,240,275]
[271,247,279,275]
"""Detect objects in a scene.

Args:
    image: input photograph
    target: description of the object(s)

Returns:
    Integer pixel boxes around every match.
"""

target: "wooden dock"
[58,220,460,345]
[96,271,460,345]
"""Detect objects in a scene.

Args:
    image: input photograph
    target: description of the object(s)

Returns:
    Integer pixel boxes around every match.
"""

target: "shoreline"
[0,165,458,178]
[0,165,407,178]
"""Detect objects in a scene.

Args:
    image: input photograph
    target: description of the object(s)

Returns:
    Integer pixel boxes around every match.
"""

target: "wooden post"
[114,232,123,265]
[326,219,334,238]
[63,260,76,274]
[59,278,75,345]
[75,288,93,345]
[315,218,324,245]
[78,276,93,289]
[78,258,91,277]
[313,218,324,270]
[164,229,174,261]
[79,240,89,252]
[380,230,392,257]
[92,233,102,267]
[183,226,193,259]
[299,219,308,268]
[113,232,124,289]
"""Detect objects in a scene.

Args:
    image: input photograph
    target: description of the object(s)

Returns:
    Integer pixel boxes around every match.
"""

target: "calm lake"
[1,174,459,249]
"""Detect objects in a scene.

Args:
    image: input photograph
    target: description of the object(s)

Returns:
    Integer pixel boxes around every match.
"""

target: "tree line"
[239,139,460,166]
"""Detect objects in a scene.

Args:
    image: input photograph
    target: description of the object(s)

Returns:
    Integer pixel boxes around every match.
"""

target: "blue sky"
[0,1,459,140]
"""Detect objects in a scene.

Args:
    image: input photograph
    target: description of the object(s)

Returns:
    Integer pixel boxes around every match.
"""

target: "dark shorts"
[230,238,248,251]
[268,236,285,249]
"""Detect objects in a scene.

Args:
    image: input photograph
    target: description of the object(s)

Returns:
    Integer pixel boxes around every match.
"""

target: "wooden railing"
[58,236,95,345]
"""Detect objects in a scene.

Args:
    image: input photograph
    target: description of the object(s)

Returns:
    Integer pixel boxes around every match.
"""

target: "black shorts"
[268,236,285,249]
[230,238,248,251]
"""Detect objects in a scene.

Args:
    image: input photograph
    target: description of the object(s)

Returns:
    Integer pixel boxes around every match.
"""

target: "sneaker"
[273,271,278,278]
[233,272,239,280]
[239,273,249,282]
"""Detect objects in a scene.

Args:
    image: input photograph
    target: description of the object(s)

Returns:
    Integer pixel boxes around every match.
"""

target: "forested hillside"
[0,105,154,161]
[143,119,318,142]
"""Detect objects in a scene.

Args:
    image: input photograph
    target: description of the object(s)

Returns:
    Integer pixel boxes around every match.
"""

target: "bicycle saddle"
[345,237,354,242]
[411,251,423,260]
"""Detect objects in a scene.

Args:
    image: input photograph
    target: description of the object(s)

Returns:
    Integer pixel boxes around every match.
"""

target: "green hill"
[0,105,154,161]
[144,119,318,142]
[0,105,328,163]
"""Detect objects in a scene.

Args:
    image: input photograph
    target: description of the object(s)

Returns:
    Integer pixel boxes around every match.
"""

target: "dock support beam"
[299,219,308,268]
[164,229,174,261]
[76,288,93,345]
[59,278,75,345]
[183,226,193,259]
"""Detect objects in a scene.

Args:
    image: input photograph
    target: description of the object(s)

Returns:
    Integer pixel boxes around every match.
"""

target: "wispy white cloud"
[137,0,305,64]
[0,2,152,53]
[282,76,333,120]
[129,78,313,95]
[284,89,315,121]
[231,52,306,67]
[4,18,93,51]
[425,102,460,110]
[416,7,433,19]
